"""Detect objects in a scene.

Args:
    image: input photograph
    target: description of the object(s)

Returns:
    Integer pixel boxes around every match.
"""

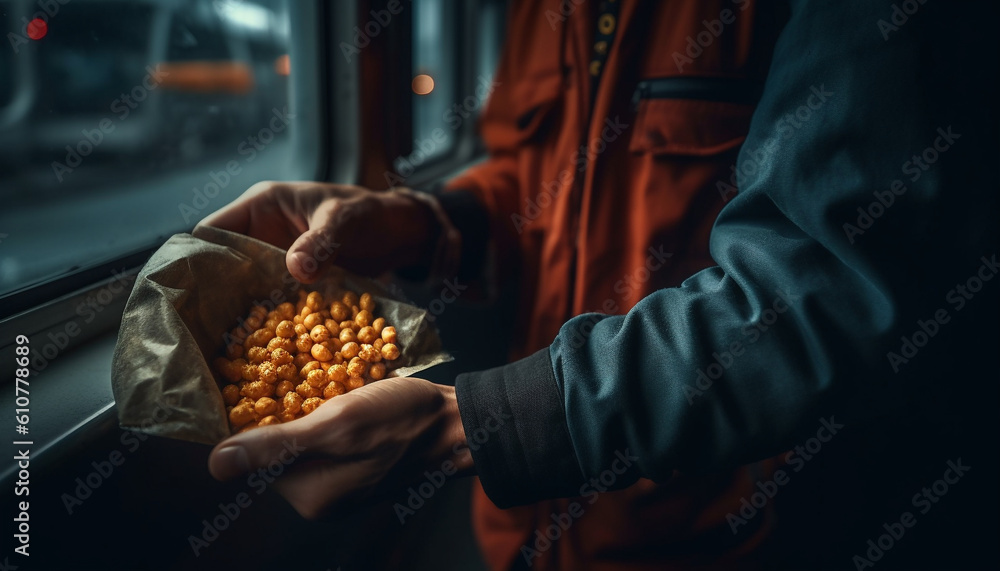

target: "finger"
[198,182,275,233]
[199,200,252,234]
[285,201,344,283]
[208,422,311,482]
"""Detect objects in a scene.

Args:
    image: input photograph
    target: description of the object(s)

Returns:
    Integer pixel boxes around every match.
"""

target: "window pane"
[399,0,458,172]
[476,0,505,83]
[0,0,317,296]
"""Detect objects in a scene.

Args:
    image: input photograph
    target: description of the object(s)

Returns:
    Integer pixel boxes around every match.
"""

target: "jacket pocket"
[629,76,758,156]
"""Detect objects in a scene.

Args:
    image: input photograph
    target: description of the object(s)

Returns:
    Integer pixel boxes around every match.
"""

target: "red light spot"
[27,18,47,41]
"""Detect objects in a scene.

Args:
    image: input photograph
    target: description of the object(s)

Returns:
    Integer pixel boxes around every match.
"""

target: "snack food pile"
[214,289,400,433]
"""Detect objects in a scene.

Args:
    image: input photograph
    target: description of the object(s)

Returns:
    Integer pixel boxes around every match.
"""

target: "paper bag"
[111,225,451,445]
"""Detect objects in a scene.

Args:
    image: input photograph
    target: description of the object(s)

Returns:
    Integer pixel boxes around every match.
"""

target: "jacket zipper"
[632,76,763,110]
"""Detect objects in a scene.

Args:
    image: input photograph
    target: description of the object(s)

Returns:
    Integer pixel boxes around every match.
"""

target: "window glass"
[0,0,317,296]
[476,0,505,85]
[399,0,458,173]
[167,6,232,61]
[398,0,504,176]
[40,3,154,115]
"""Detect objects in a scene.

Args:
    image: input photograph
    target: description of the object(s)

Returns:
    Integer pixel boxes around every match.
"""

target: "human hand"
[207,377,473,519]
[199,181,438,282]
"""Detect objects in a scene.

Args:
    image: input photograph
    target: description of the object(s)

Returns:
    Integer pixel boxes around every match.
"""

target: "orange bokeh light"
[412,74,434,95]
[274,54,290,76]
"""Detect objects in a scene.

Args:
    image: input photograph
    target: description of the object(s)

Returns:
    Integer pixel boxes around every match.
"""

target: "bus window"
[167,5,234,62]
[398,0,504,177]
[36,3,155,116]
[0,0,318,298]
[406,0,459,169]
[475,0,504,85]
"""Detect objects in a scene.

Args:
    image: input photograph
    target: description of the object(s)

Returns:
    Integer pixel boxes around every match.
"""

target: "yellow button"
[598,13,616,35]
[594,40,608,55]
[590,60,602,76]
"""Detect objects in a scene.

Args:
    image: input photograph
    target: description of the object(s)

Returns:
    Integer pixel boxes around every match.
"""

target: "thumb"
[286,210,343,283]
[208,424,310,482]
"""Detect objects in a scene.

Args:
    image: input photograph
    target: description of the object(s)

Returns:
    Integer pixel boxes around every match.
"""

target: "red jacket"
[445,1,785,568]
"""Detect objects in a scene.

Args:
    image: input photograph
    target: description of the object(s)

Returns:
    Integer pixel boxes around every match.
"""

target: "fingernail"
[215,445,250,473]
[288,251,310,278]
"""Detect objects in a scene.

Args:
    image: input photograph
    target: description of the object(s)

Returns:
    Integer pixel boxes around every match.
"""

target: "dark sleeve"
[395,188,490,281]
[435,189,491,280]
[455,0,999,507]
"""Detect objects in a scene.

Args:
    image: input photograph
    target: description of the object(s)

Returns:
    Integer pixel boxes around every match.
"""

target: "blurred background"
[0,0,504,297]
[0,1,510,569]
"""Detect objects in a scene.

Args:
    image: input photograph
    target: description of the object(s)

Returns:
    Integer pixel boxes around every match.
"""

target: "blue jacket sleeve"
[455,0,999,507]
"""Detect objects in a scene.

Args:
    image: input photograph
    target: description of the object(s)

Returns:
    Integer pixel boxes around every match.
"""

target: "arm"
[431,156,519,282]
[455,0,999,507]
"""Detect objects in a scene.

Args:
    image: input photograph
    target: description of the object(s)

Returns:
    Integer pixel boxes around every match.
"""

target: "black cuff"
[455,348,585,508]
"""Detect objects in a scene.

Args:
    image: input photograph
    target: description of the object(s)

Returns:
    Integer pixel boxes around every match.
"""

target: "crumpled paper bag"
[111,225,451,445]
